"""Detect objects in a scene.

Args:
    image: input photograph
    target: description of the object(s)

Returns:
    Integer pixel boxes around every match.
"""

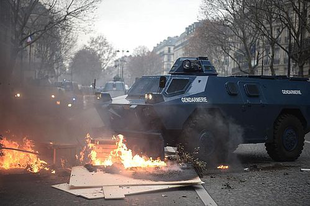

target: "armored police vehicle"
[95,57,310,163]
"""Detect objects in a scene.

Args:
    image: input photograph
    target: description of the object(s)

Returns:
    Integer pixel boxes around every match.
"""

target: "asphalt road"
[1,137,309,206]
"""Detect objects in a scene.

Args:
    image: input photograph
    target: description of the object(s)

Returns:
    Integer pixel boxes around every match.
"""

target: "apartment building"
[153,36,178,74]
[153,22,202,74]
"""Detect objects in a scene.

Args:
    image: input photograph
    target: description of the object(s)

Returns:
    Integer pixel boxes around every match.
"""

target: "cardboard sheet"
[103,186,125,199]
[52,183,189,200]
[52,183,104,199]
[69,166,203,188]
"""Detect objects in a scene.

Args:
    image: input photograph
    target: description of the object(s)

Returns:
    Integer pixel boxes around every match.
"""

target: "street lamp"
[116,50,129,80]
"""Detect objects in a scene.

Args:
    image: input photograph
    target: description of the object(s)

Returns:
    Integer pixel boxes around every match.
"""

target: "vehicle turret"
[169,57,218,76]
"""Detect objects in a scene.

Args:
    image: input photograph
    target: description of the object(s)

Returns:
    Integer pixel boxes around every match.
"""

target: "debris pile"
[53,164,203,200]
[53,135,218,205]
[0,136,50,173]
[53,141,205,200]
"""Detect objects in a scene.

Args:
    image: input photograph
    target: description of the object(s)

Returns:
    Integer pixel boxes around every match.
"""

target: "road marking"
[305,140,310,144]
[194,185,218,206]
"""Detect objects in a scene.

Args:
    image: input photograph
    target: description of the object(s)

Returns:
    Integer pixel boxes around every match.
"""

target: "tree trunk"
[269,43,276,76]
[298,64,304,77]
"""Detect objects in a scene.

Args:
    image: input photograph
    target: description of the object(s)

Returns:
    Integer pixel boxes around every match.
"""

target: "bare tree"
[201,0,262,75]
[244,0,286,76]
[86,35,116,70]
[248,0,310,77]
[126,46,162,84]
[132,46,149,56]
[35,22,77,80]
[70,48,102,86]
[2,0,102,84]
[184,20,229,75]
[274,0,310,77]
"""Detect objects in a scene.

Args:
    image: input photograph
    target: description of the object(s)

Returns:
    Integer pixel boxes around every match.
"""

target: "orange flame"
[217,165,229,169]
[0,137,49,173]
[80,134,166,169]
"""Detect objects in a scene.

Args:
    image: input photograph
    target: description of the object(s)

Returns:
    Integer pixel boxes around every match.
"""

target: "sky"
[78,0,203,55]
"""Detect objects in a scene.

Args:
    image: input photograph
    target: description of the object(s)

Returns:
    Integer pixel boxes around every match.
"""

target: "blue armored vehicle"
[95,57,310,163]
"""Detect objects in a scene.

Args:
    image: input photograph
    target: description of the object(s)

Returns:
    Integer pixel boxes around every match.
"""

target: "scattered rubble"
[222,182,233,190]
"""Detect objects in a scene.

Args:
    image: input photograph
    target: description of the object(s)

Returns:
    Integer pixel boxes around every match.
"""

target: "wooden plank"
[69,166,203,188]
[103,186,125,199]
[94,145,117,150]
[194,185,218,206]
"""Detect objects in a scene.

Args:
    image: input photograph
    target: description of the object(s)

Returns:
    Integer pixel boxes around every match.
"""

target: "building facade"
[174,22,202,60]
[229,5,310,78]
[153,36,178,74]
[153,22,202,74]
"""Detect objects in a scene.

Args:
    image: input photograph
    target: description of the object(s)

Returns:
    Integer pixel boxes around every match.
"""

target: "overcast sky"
[79,0,203,54]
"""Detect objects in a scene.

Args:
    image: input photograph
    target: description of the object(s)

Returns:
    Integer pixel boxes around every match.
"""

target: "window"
[168,47,171,53]
[128,77,161,96]
[166,79,189,95]
[265,46,270,55]
[244,84,259,97]
[103,82,124,91]
[274,47,280,64]
[284,58,288,64]
[167,55,171,62]
[263,57,269,66]
[225,82,238,95]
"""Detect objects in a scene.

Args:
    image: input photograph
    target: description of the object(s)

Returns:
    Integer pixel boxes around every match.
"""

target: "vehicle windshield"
[128,76,162,97]
[103,82,124,91]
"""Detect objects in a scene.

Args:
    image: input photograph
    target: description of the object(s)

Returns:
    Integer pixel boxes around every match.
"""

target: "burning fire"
[80,134,167,169]
[217,165,229,170]
[0,137,49,173]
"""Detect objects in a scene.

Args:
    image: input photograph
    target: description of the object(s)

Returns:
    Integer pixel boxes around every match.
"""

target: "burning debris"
[217,165,229,170]
[176,144,207,177]
[46,133,215,203]
[0,136,50,173]
[79,134,167,169]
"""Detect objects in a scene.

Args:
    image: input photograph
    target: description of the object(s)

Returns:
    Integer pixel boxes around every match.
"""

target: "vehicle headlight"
[68,103,72,107]
[51,94,55,98]
[95,92,102,100]
[145,93,163,104]
[15,93,21,98]
[95,92,111,102]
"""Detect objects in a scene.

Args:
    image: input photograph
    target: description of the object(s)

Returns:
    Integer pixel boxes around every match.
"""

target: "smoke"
[225,117,244,167]
[173,108,245,168]
[0,82,104,146]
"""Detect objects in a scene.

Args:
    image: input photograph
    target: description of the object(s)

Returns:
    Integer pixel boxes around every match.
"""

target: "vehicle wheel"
[266,114,305,161]
[180,111,229,164]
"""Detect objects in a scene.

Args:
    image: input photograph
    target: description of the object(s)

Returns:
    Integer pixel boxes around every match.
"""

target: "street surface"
[0,134,309,206]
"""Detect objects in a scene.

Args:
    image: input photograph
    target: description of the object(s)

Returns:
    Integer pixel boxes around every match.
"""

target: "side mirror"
[159,76,166,88]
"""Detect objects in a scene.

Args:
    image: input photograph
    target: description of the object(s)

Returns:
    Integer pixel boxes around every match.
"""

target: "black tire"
[180,111,229,164]
[266,114,305,161]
